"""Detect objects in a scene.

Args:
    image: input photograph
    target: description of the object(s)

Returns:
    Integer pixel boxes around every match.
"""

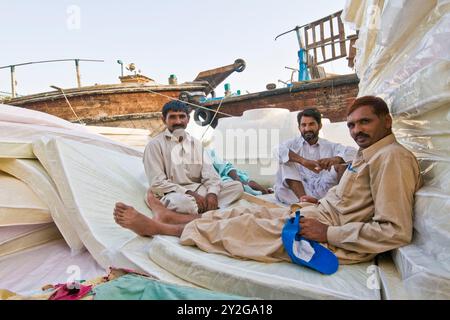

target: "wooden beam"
[320,21,326,62]
[330,16,336,59]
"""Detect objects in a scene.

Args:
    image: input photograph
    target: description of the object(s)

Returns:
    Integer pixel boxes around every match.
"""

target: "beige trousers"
[180,205,326,263]
[160,180,244,214]
[180,204,371,265]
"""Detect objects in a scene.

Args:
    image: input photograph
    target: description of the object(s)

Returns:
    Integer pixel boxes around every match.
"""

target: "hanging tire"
[193,108,214,126]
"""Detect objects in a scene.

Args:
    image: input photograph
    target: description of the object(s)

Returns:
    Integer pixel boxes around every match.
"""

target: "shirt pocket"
[335,169,357,200]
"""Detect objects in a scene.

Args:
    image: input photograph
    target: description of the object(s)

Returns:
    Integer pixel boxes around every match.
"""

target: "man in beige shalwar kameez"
[114,96,422,265]
[142,101,243,215]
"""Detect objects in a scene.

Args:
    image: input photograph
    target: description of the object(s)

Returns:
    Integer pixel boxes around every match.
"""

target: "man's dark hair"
[347,96,389,117]
[297,108,322,125]
[162,100,190,118]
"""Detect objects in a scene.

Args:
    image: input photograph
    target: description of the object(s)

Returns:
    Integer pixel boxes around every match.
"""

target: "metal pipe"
[75,59,81,88]
[0,59,103,96]
[0,58,104,70]
[10,66,16,98]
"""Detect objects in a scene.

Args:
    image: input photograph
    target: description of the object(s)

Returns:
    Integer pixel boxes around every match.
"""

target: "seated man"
[143,101,243,214]
[207,149,273,196]
[274,108,356,205]
[115,96,422,265]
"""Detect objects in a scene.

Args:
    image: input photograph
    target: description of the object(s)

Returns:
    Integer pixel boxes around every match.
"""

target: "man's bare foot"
[113,202,185,237]
[146,192,199,225]
[114,202,160,236]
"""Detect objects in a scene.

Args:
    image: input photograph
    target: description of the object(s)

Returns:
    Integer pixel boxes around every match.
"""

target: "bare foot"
[146,192,199,225]
[145,192,178,223]
[114,202,161,237]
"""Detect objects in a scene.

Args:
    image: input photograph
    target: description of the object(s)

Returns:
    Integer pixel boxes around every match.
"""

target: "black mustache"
[355,133,370,139]
[172,125,185,129]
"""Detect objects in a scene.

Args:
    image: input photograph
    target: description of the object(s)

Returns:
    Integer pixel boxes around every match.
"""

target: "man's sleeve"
[143,141,187,195]
[201,149,221,195]
[277,138,297,164]
[326,152,419,254]
[333,143,357,163]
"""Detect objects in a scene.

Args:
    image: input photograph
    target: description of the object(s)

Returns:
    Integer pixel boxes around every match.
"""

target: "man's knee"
[161,193,198,214]
[224,180,244,196]
[218,180,244,205]
[275,189,299,205]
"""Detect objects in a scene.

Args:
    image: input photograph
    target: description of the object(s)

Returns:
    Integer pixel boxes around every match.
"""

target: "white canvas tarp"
[0,239,105,295]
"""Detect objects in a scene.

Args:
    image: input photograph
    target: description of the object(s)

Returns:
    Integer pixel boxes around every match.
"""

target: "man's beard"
[302,131,318,142]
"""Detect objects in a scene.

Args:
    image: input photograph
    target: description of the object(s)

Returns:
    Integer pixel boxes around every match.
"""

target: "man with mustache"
[114,96,422,266]
[142,100,243,215]
[274,108,356,205]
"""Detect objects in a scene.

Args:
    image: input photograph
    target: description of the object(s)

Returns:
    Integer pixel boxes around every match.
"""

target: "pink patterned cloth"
[49,283,92,300]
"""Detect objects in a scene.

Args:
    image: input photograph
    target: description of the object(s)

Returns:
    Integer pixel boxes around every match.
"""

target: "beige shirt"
[143,129,221,196]
[299,134,423,263]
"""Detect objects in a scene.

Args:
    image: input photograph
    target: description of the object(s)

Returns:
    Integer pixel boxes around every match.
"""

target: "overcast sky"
[0,0,350,97]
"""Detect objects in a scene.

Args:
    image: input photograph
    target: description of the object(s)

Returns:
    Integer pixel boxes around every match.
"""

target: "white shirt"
[276,136,356,195]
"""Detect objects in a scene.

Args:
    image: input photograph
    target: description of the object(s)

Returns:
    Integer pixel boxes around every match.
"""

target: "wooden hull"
[7,82,207,124]
[82,112,166,136]
[201,74,359,123]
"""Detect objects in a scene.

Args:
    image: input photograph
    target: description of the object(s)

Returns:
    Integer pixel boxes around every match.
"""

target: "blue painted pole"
[298,48,310,81]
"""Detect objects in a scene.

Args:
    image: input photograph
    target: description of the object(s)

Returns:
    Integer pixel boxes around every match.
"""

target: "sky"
[0,0,350,97]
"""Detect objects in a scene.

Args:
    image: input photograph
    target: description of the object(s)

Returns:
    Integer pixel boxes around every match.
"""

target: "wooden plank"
[316,54,347,65]
[304,27,309,49]
[330,16,336,59]
[312,25,317,65]
[338,14,347,56]
[320,21,326,62]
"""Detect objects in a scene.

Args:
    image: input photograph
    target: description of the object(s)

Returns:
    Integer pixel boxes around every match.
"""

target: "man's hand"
[186,190,207,213]
[205,193,219,212]
[301,159,322,174]
[317,156,344,171]
[289,150,321,174]
[228,169,248,185]
[299,217,328,243]
[299,195,319,204]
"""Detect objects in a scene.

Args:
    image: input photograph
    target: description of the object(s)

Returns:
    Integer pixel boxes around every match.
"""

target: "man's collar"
[301,136,321,147]
[164,128,172,138]
[361,133,396,162]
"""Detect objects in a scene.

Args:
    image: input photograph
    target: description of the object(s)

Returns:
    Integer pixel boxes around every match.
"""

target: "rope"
[59,89,84,125]
[142,87,234,118]
[141,87,233,143]
[200,95,226,141]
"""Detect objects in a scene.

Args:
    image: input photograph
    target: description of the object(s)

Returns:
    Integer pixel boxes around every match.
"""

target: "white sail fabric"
[0,240,105,295]
[147,235,380,300]
[0,223,62,258]
[0,171,52,226]
[0,159,84,252]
